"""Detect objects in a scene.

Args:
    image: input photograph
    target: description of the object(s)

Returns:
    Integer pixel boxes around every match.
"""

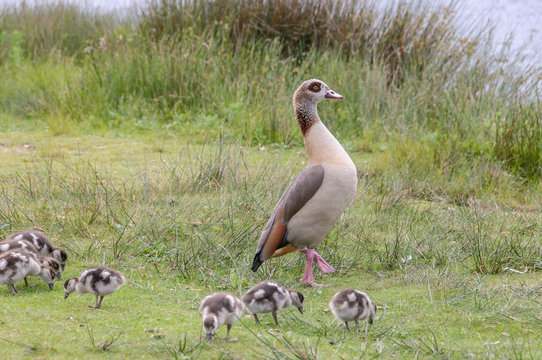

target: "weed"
[85,323,126,352]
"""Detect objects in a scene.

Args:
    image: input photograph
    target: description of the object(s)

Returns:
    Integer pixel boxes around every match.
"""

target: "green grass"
[2,261,540,359]
[0,123,541,359]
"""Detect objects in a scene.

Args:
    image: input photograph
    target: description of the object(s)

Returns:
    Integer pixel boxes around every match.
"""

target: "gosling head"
[369,302,377,324]
[63,277,78,299]
[52,248,68,270]
[42,257,62,279]
[289,290,305,314]
[202,315,218,342]
[39,266,56,290]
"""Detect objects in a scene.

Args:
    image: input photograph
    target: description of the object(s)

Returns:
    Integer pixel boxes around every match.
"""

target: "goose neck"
[294,100,319,136]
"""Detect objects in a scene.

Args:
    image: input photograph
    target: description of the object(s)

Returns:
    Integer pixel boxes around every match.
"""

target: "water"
[464,0,542,68]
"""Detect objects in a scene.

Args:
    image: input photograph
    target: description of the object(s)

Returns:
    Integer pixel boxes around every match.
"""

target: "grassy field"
[1,0,541,358]
[1,123,540,359]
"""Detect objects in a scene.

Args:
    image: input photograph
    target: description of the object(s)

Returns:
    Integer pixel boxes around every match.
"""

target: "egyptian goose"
[329,289,376,331]
[7,230,68,270]
[242,280,304,325]
[0,249,56,294]
[251,79,357,286]
[64,267,126,309]
[200,292,244,342]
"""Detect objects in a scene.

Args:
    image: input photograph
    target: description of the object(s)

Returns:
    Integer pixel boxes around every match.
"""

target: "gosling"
[6,230,68,270]
[329,289,376,331]
[200,292,244,342]
[64,267,126,309]
[0,239,63,280]
[0,249,56,294]
[242,280,304,325]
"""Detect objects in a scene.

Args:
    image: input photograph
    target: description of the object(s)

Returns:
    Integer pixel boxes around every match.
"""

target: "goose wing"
[251,164,324,271]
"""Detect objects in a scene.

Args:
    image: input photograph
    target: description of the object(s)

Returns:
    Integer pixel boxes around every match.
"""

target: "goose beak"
[61,264,65,271]
[325,88,343,99]
[48,283,54,290]
[64,292,70,299]
[57,272,63,280]
[205,333,213,342]
[297,305,304,314]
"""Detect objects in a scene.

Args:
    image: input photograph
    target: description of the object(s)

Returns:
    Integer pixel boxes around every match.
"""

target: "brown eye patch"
[308,82,321,93]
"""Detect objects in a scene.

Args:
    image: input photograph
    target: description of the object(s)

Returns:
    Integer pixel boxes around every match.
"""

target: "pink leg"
[300,249,334,287]
[313,252,336,273]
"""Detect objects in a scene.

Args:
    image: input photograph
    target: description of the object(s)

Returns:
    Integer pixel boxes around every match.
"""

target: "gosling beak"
[64,292,70,299]
[297,306,304,314]
[61,264,65,271]
[205,333,213,342]
[48,283,54,290]
[324,87,343,99]
[57,272,63,280]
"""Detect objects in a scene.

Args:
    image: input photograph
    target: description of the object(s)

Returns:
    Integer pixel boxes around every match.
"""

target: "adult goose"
[251,79,357,286]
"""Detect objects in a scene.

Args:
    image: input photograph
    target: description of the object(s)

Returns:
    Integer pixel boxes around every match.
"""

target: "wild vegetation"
[0,0,540,359]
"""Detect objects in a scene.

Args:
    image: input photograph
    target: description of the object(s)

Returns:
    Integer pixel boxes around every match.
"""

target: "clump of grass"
[458,208,542,274]
[157,335,202,359]
[494,102,542,179]
[0,0,119,59]
[85,324,125,352]
[141,0,469,83]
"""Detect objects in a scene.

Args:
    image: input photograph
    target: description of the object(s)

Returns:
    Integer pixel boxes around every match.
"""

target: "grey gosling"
[0,249,56,294]
[242,280,304,325]
[0,239,63,281]
[251,79,357,286]
[6,230,68,270]
[64,267,126,309]
[329,289,376,331]
[200,292,244,342]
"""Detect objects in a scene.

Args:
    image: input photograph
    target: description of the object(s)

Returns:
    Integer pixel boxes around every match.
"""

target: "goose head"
[294,79,343,105]
[293,79,343,135]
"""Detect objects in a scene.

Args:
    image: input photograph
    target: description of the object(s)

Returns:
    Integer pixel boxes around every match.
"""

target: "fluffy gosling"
[329,289,376,332]
[64,267,126,309]
[0,249,56,294]
[0,239,62,281]
[200,292,244,342]
[242,280,304,325]
[6,230,68,270]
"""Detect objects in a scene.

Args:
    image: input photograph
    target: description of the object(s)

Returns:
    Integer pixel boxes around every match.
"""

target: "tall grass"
[0,0,119,59]
[1,142,540,277]
[494,102,542,179]
[0,0,540,189]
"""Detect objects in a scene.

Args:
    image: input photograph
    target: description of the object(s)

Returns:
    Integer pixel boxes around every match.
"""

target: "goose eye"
[309,83,321,92]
